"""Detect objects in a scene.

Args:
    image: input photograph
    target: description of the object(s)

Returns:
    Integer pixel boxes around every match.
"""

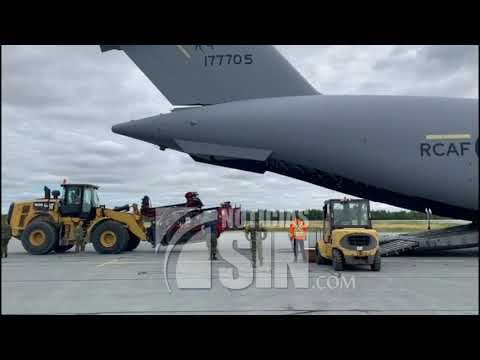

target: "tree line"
[2,209,448,224]
[244,209,447,221]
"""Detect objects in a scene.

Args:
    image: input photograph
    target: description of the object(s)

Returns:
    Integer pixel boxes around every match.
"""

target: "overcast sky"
[1,45,478,213]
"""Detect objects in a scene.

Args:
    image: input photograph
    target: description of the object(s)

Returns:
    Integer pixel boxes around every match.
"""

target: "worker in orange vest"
[289,215,308,262]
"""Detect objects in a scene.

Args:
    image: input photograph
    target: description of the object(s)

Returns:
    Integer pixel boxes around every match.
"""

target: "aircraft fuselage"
[112,95,479,220]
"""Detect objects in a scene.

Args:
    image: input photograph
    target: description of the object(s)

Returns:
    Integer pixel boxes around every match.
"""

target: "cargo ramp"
[380,223,478,256]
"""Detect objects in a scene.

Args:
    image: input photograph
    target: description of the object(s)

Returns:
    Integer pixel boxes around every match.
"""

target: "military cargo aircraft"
[100,45,478,221]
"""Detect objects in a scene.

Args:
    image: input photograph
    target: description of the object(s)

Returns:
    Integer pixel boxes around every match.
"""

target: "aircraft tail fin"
[100,45,318,106]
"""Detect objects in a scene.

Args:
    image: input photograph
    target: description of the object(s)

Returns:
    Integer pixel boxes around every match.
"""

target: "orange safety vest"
[289,219,308,240]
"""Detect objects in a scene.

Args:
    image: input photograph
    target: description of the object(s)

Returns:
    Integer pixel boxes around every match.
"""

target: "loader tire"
[332,249,344,271]
[91,221,128,254]
[371,253,381,271]
[21,221,57,255]
[125,232,141,251]
[54,244,74,253]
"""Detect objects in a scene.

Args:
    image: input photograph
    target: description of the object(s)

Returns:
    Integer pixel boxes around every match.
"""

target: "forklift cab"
[318,198,380,271]
[59,184,100,220]
[323,199,372,240]
[325,199,372,228]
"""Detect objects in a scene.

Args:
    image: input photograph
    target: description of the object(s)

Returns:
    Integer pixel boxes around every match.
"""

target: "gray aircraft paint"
[101,46,479,220]
[112,95,478,217]
[100,45,318,105]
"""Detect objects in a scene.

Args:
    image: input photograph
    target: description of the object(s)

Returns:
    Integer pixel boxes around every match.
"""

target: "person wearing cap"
[185,192,203,208]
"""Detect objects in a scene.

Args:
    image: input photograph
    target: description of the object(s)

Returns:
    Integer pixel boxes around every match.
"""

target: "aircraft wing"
[100,45,318,105]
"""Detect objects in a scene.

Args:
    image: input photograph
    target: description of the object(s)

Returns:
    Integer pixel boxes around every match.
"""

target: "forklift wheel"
[315,245,326,265]
[332,249,344,271]
[91,221,128,254]
[371,253,381,271]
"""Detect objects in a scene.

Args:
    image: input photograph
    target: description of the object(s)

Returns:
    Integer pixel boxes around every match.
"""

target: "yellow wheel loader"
[315,198,381,271]
[7,184,147,255]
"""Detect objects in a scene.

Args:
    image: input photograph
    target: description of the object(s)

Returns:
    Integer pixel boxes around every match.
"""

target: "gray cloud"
[2,45,478,213]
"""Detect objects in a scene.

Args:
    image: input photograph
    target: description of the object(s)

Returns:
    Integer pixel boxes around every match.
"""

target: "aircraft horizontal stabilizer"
[190,155,268,174]
[175,139,272,161]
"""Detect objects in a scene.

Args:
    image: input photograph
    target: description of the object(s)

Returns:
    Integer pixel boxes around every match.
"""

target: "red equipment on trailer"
[140,193,243,246]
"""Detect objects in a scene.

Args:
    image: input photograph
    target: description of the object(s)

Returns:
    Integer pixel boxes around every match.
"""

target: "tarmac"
[1,231,478,315]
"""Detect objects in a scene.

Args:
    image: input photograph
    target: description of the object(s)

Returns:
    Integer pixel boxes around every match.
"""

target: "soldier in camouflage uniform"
[206,224,218,261]
[74,221,86,253]
[1,216,12,258]
[245,213,267,268]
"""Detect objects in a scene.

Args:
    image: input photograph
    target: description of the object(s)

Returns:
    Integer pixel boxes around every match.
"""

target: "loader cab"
[59,184,100,220]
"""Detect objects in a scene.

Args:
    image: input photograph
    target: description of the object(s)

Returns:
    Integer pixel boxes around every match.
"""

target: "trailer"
[141,196,243,247]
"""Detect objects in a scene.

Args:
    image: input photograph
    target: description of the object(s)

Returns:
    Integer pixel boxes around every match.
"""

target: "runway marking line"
[96,259,122,267]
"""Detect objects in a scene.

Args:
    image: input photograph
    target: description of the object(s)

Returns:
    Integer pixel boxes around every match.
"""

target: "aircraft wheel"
[21,221,58,255]
[91,221,128,254]
[315,245,326,264]
[332,249,344,271]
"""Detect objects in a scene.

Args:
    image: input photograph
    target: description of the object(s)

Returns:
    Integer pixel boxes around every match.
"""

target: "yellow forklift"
[315,198,381,271]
